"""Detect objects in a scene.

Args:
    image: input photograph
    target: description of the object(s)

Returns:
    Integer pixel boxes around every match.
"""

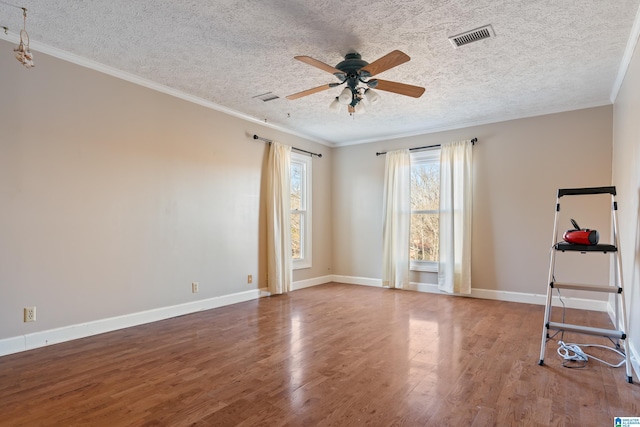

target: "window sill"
[410,262,438,273]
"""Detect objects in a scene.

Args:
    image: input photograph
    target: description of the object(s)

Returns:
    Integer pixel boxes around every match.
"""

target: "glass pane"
[291,212,301,259]
[411,162,439,211]
[410,213,439,262]
[291,162,303,210]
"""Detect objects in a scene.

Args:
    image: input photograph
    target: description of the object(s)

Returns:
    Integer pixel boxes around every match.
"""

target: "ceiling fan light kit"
[286,50,425,115]
[338,87,352,105]
[329,97,341,112]
[365,89,380,105]
[354,101,366,114]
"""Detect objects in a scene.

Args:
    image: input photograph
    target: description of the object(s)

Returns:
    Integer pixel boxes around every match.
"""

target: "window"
[290,152,312,269]
[410,149,440,272]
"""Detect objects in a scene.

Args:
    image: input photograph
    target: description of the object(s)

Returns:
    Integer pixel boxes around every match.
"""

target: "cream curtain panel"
[438,140,473,294]
[266,142,292,295]
[382,149,411,289]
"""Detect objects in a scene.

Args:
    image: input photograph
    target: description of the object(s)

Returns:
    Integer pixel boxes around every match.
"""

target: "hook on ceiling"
[0,3,35,68]
[13,6,34,68]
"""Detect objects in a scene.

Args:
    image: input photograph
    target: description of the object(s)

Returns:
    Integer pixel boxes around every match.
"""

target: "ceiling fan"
[286,50,425,114]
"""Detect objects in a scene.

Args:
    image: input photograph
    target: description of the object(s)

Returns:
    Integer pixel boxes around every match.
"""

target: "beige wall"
[332,106,614,297]
[612,37,640,359]
[0,37,620,347]
[0,41,333,339]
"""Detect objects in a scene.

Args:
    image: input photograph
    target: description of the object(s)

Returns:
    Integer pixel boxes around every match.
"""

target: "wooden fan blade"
[286,84,333,100]
[359,50,410,77]
[294,56,346,76]
[375,79,425,98]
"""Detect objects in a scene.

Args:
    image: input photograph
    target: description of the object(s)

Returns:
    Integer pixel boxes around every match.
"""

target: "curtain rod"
[375,138,477,156]
[253,135,322,158]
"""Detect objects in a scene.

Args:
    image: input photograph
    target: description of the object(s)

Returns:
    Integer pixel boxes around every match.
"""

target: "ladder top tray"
[555,242,617,252]
[557,186,616,197]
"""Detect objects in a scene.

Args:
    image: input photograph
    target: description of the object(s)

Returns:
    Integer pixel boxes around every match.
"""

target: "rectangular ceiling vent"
[448,25,494,49]
[253,92,280,102]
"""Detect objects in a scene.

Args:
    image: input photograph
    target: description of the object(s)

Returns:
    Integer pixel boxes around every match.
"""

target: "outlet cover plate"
[24,307,36,322]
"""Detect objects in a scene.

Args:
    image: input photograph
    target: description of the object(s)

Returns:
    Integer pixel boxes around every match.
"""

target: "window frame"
[410,149,440,273]
[290,152,312,270]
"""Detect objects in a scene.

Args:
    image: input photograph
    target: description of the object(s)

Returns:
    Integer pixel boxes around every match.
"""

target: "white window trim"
[410,149,440,273]
[291,152,312,270]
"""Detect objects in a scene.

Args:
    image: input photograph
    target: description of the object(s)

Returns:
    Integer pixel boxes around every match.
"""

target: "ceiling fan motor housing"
[334,53,372,106]
[335,53,369,75]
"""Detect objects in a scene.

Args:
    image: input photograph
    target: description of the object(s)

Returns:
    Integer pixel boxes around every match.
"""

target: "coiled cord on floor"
[557,340,626,368]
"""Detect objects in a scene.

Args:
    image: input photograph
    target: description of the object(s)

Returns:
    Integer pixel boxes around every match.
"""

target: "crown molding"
[0,33,332,146]
[610,2,640,102]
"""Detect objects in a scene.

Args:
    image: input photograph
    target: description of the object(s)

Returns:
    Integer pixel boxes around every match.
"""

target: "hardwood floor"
[0,283,638,426]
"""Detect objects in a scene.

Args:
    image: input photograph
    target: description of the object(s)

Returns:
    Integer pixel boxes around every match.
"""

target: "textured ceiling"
[1,0,639,146]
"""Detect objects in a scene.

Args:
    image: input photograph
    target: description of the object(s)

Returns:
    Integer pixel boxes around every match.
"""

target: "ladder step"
[552,282,621,293]
[547,322,626,339]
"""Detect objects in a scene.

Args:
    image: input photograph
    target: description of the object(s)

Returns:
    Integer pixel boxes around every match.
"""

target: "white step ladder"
[538,186,633,383]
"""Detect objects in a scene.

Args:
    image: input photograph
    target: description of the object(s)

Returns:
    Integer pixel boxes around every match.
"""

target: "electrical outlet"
[24,307,36,322]
[248,275,252,284]
[192,282,199,293]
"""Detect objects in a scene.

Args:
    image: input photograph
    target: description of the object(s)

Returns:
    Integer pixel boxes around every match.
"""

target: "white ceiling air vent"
[448,25,495,49]
[253,92,280,102]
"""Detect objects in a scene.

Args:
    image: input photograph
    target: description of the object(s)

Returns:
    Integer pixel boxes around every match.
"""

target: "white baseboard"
[0,275,626,365]
[0,276,336,358]
[292,275,334,291]
[330,275,382,287]
[0,288,265,357]
[334,276,609,311]
[469,287,608,311]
